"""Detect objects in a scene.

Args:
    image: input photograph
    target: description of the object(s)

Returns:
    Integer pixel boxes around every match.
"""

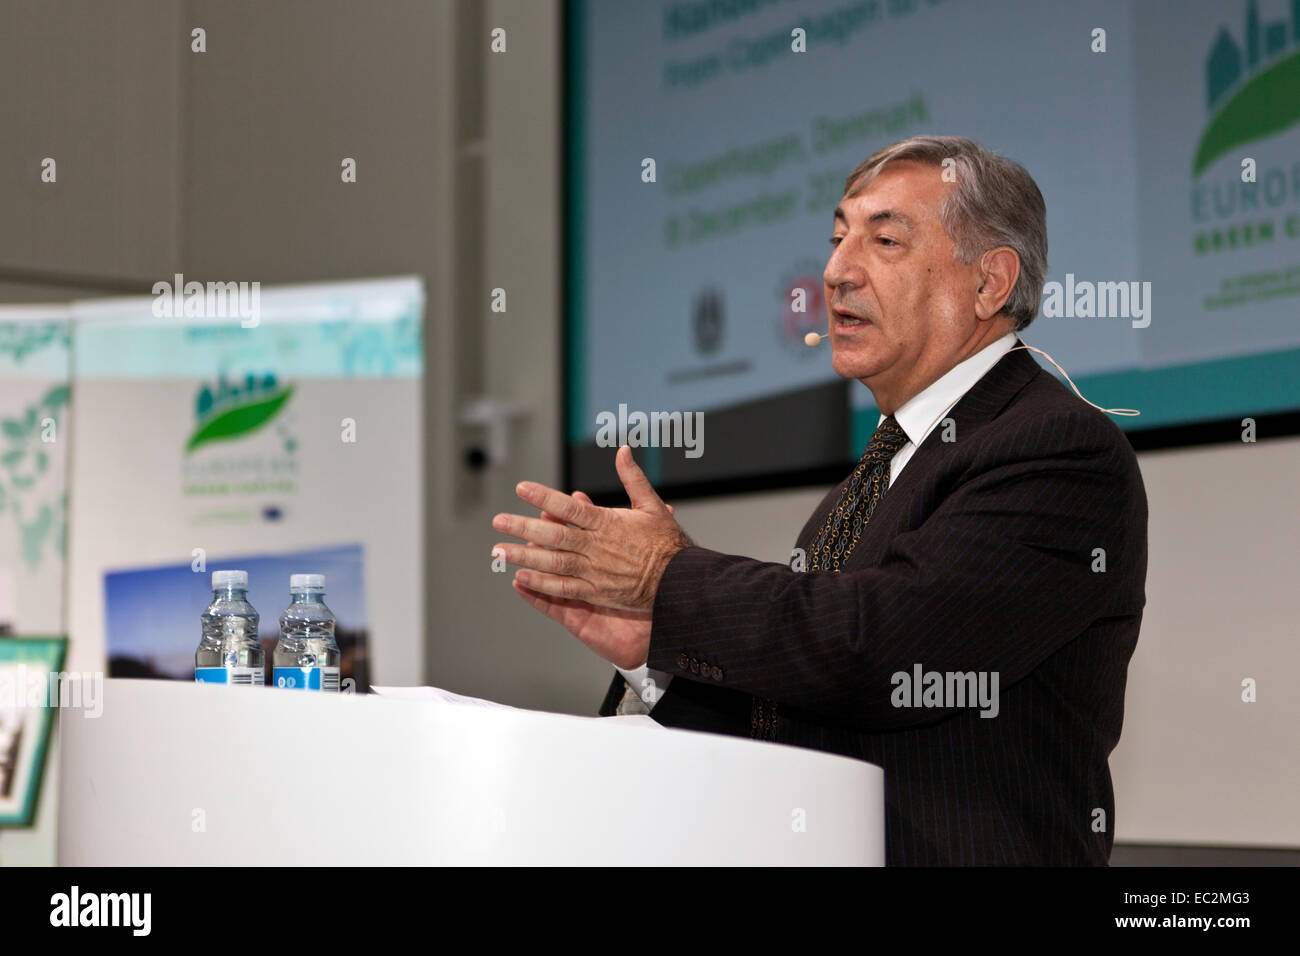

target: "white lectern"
[59,679,884,865]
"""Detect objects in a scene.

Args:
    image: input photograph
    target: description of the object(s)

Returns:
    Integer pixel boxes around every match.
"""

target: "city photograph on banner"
[103,544,369,691]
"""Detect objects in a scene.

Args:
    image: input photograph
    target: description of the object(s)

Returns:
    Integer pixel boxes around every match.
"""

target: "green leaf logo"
[1195,50,1300,177]
[185,385,294,453]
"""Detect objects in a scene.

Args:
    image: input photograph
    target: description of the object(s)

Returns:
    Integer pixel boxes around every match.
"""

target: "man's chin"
[831,352,885,382]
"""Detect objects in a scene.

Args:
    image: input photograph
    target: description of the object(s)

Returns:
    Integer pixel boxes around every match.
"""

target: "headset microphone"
[804,332,828,347]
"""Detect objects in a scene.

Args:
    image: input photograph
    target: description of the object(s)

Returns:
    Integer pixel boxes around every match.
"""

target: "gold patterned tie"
[750,414,909,740]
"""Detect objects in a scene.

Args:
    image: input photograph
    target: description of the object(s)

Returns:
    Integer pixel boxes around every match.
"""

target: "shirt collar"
[880,332,1018,447]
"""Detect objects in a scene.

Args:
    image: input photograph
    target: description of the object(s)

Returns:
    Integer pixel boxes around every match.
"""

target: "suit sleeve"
[597,671,627,717]
[645,411,1146,732]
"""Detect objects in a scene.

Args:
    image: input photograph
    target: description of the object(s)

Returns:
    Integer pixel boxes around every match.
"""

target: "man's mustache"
[829,300,873,320]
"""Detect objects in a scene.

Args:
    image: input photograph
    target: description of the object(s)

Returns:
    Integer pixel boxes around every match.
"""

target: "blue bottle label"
[195,667,264,685]
[273,666,340,691]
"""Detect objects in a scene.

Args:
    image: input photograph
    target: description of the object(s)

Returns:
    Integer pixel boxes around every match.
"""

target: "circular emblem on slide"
[777,261,826,351]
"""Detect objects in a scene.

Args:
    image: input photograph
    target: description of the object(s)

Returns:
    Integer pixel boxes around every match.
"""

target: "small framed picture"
[0,636,68,827]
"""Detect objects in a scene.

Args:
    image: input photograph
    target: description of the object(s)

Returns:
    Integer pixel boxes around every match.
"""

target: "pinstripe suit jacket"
[598,342,1148,865]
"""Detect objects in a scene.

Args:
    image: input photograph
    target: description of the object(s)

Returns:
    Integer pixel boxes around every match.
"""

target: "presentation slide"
[566,0,1300,496]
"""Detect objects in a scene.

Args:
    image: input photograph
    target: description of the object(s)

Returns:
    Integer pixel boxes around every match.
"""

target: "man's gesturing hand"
[509,491,660,670]
[491,445,693,614]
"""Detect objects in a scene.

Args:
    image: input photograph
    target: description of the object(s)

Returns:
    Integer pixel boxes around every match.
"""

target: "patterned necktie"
[750,414,909,740]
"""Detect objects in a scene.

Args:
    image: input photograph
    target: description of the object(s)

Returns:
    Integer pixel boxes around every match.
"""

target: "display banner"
[65,277,424,686]
[0,307,72,863]
[0,307,71,638]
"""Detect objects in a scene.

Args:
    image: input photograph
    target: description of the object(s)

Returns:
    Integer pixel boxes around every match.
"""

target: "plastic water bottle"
[195,570,265,685]
[273,574,341,691]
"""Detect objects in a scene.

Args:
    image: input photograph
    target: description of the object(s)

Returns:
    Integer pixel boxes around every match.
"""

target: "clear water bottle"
[195,570,265,685]
[273,574,341,691]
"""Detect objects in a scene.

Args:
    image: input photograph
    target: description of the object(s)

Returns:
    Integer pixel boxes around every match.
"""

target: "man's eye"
[878,237,899,246]
[828,236,843,247]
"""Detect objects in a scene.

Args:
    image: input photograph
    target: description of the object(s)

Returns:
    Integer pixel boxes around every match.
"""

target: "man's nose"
[824,247,862,291]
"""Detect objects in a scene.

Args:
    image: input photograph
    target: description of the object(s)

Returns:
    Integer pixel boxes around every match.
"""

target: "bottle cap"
[211,570,248,589]
[290,573,325,590]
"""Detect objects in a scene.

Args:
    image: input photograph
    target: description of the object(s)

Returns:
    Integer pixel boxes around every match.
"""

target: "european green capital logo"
[187,372,294,453]
[1195,0,1300,176]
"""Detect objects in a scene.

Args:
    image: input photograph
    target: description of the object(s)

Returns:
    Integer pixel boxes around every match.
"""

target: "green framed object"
[0,636,67,827]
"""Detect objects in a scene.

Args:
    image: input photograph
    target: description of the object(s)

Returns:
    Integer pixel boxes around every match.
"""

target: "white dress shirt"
[615,331,1019,713]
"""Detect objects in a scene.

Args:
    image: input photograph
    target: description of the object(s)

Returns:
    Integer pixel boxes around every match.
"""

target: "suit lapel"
[803,339,1042,564]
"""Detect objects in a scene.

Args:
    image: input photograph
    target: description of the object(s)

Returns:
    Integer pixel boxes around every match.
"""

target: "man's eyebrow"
[832,206,916,231]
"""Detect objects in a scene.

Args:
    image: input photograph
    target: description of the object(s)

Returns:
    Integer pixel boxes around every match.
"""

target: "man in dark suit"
[492,135,1147,866]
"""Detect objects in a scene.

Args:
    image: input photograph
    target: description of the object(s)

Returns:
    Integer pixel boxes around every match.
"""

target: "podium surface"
[59,679,884,865]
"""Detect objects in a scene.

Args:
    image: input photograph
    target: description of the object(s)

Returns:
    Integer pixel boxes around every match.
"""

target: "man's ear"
[975,247,1020,321]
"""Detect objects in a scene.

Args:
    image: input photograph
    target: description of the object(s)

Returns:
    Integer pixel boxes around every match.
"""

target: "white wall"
[0,0,181,286]
[422,0,612,714]
[1111,435,1300,847]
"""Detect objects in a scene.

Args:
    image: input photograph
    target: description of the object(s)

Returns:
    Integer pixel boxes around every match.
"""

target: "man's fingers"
[522,494,595,554]
[539,490,593,529]
[494,542,584,577]
[512,578,578,625]
[513,568,589,602]
[552,487,667,515]
[513,481,600,528]
[614,445,669,514]
[492,512,578,550]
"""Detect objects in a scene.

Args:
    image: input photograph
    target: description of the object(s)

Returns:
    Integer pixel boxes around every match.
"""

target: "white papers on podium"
[371,685,518,708]
[369,685,660,728]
